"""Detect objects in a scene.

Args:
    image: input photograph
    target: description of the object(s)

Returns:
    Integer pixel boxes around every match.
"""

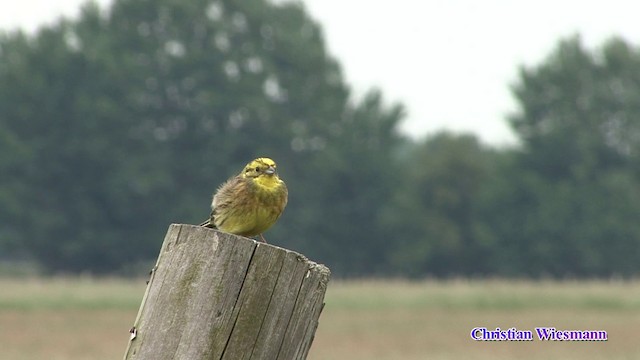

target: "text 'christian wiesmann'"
[470,327,608,341]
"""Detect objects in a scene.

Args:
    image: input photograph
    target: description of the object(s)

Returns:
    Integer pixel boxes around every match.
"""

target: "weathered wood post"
[123,224,330,360]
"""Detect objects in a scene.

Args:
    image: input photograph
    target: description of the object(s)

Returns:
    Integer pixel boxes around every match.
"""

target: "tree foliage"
[2,2,640,279]
[383,133,498,277]
[504,36,640,277]
[511,37,640,180]
[0,0,404,273]
[380,36,640,278]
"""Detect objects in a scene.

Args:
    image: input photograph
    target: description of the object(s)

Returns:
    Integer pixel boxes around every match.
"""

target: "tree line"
[1,0,639,278]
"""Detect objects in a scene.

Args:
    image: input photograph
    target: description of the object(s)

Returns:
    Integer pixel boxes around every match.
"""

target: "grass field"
[0,277,638,359]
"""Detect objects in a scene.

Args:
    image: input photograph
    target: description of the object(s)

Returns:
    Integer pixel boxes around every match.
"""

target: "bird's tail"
[199,219,215,228]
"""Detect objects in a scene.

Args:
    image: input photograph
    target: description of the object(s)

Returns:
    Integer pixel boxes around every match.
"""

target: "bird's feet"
[258,234,268,243]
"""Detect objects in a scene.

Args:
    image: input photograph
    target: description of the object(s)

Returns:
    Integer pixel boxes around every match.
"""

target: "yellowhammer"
[200,157,288,243]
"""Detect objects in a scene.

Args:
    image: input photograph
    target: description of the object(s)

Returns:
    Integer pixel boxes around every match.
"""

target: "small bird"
[200,157,288,243]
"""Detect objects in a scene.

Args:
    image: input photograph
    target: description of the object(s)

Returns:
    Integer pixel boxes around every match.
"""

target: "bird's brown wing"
[199,177,241,228]
[209,176,247,230]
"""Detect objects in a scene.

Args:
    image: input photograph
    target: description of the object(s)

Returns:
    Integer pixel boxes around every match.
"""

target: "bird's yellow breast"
[214,175,287,237]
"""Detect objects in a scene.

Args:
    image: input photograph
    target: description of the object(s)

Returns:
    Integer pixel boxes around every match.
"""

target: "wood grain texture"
[123,224,330,360]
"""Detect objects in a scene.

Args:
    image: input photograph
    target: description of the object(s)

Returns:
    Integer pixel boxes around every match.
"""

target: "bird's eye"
[255,167,260,172]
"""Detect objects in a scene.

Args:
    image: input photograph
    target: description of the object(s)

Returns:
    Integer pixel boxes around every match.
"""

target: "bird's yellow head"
[241,157,279,179]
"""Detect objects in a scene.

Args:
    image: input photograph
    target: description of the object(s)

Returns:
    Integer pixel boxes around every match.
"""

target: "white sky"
[2,0,640,145]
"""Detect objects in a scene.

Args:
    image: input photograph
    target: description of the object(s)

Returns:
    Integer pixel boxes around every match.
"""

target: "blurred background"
[1,0,639,359]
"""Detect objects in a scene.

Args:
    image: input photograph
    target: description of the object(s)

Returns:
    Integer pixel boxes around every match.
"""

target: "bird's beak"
[264,166,276,175]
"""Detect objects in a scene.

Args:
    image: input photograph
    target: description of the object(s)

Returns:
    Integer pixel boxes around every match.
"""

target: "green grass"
[324,279,640,310]
[0,277,144,310]
[314,280,640,360]
[0,278,638,360]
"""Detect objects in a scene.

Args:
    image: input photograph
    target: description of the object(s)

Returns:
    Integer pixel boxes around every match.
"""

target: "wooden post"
[123,224,330,360]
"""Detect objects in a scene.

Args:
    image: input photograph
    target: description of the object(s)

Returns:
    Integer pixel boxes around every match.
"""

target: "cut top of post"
[124,224,330,360]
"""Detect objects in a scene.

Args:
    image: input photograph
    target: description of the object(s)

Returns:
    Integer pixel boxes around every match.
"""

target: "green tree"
[0,0,404,274]
[292,91,406,276]
[504,36,640,277]
[511,36,640,179]
[383,133,499,277]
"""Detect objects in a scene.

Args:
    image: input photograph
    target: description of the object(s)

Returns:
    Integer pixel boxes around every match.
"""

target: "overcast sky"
[2,0,640,145]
